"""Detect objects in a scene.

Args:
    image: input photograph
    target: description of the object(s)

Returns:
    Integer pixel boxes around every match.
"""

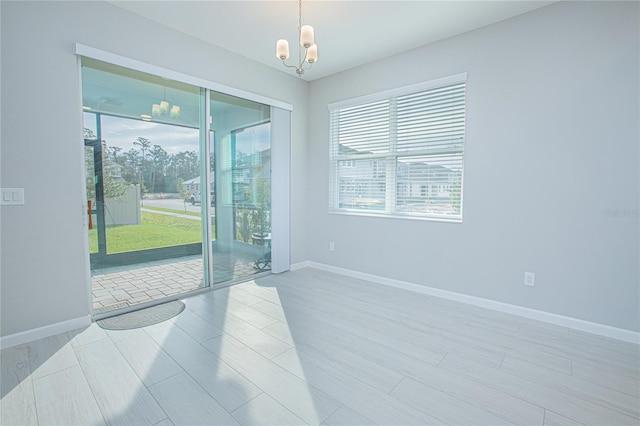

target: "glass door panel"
[82,58,207,316]
[210,92,271,283]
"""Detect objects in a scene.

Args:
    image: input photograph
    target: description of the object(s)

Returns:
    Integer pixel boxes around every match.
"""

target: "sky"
[84,113,270,157]
[84,113,199,156]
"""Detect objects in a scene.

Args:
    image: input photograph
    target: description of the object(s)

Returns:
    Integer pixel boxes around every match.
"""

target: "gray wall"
[0,1,308,337]
[306,1,640,332]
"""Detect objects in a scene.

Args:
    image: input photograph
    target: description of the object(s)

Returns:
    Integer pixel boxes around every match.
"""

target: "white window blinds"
[329,74,466,221]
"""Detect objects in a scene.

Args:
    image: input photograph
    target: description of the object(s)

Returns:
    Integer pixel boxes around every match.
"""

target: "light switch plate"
[1,188,25,205]
[524,271,535,287]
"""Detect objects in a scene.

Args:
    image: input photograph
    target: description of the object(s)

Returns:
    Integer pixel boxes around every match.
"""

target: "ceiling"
[110,1,555,81]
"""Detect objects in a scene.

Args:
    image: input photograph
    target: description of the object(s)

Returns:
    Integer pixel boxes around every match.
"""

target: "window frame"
[328,73,467,223]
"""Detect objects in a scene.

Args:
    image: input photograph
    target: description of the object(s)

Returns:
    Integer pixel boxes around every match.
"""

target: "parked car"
[189,191,215,206]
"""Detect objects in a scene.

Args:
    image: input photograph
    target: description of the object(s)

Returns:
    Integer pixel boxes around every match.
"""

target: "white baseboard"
[291,261,640,345]
[290,260,312,271]
[0,315,92,349]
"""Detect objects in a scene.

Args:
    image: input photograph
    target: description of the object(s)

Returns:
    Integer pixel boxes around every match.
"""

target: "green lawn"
[89,210,210,253]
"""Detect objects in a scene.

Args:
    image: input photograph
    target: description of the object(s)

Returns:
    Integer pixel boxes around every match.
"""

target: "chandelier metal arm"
[281,44,311,75]
[280,61,299,70]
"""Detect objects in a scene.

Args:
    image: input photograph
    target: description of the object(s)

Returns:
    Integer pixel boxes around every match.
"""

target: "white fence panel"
[91,184,140,226]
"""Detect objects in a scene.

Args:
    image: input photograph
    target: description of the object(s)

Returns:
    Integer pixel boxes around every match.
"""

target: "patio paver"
[92,250,268,315]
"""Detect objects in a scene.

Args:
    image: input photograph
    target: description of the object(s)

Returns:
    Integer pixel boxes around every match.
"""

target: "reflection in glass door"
[210,92,271,284]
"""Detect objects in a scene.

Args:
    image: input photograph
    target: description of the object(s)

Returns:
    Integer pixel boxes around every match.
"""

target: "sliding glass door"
[81,58,273,316]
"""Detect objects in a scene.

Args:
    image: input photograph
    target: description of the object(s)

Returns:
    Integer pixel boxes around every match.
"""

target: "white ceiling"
[110,1,555,81]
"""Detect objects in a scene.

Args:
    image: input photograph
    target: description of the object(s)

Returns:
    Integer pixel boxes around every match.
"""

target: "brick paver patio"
[92,250,268,314]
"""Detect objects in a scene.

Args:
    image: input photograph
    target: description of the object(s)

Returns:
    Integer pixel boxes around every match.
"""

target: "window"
[329,74,466,222]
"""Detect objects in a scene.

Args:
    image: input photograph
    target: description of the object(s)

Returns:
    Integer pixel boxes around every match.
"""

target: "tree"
[167,150,200,186]
[133,137,151,200]
[84,129,128,201]
[175,178,189,200]
[251,169,271,238]
[107,145,122,164]
[121,149,140,184]
[149,144,168,193]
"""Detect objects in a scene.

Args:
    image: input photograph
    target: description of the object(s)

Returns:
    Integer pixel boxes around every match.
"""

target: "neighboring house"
[338,157,461,211]
[183,147,271,206]
[182,176,212,195]
[233,148,271,205]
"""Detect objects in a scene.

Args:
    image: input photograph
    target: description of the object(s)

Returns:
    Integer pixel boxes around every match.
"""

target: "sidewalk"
[141,207,202,220]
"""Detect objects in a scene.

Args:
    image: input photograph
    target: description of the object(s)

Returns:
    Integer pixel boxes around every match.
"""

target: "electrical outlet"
[329,242,335,251]
[524,272,535,287]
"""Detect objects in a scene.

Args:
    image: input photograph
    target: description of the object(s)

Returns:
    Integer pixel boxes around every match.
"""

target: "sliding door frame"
[76,44,292,317]
[200,87,214,288]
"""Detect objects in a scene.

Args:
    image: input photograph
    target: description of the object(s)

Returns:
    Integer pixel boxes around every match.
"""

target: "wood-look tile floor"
[2,268,638,425]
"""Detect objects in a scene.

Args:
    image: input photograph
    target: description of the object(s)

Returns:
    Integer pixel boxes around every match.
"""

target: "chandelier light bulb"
[300,25,314,48]
[276,39,290,60]
[306,44,318,63]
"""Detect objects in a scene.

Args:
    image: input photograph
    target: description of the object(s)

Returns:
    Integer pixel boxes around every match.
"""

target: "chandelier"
[147,86,180,120]
[275,0,318,76]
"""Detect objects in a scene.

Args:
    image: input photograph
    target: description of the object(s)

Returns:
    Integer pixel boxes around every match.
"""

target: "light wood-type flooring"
[1,268,638,425]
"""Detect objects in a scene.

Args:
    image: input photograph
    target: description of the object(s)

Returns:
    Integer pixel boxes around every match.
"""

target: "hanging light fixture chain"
[298,0,304,71]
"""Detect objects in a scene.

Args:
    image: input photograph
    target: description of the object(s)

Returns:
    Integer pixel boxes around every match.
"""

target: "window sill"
[328,209,462,223]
